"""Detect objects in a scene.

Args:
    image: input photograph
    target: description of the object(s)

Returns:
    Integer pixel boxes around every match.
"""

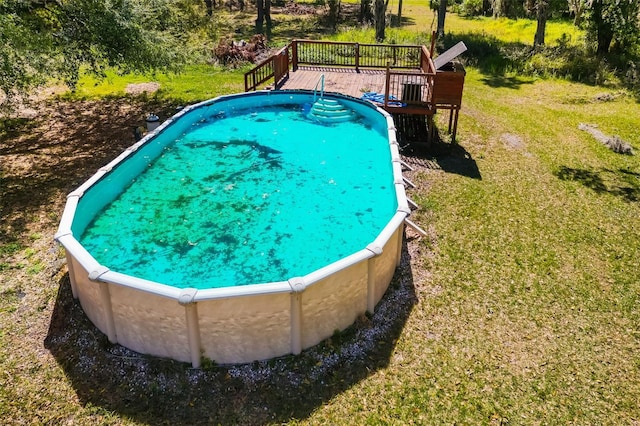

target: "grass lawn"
[1,2,639,425]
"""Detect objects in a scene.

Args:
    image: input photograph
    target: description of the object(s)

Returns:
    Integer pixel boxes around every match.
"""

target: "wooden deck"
[277,66,387,99]
[277,66,438,117]
[244,40,466,142]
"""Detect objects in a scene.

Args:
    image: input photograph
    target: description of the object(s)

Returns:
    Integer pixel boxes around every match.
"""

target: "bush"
[459,0,484,17]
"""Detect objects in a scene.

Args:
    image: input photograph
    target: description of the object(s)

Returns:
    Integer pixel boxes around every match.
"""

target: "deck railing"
[244,40,438,111]
[290,39,425,71]
[358,43,423,69]
[383,45,436,111]
[244,44,291,92]
[384,70,435,110]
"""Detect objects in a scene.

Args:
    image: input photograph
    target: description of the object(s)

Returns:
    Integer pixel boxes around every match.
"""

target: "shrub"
[460,0,484,17]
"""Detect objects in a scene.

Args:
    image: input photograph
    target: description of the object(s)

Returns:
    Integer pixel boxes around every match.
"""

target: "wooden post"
[384,62,391,109]
[284,46,290,80]
[273,57,278,89]
[451,108,460,143]
[430,30,436,57]
[292,40,298,71]
[355,43,360,72]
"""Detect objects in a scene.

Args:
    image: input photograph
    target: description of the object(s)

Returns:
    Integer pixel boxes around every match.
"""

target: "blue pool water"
[79,102,397,289]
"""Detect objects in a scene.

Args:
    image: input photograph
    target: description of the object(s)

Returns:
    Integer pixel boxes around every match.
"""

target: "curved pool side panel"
[55,90,410,367]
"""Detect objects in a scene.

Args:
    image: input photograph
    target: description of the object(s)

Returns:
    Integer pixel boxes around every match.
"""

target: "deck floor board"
[279,67,386,100]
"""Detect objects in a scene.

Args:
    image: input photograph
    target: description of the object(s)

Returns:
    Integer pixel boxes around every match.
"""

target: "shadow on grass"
[0,99,176,245]
[555,166,640,202]
[480,74,534,89]
[44,238,417,425]
[390,15,416,28]
[393,114,482,180]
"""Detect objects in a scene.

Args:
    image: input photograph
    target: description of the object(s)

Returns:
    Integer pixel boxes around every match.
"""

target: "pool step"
[309,98,355,123]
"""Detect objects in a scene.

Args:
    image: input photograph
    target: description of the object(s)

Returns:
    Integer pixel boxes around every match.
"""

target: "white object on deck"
[433,41,468,70]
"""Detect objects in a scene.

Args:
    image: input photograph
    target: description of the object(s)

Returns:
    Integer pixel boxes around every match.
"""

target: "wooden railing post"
[292,40,299,71]
[430,30,436,57]
[272,56,278,89]
[285,45,290,80]
[384,61,391,109]
[355,43,360,72]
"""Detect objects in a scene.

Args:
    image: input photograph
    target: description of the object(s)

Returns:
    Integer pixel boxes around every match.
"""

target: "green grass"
[399,75,640,423]
[444,15,583,46]
[289,72,640,424]
[66,64,248,104]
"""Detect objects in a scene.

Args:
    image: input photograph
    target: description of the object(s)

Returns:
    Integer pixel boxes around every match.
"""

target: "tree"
[327,0,341,29]
[0,0,195,107]
[585,0,640,55]
[360,0,373,23]
[568,0,586,25]
[533,0,548,46]
[255,0,272,34]
[374,0,386,41]
[490,0,524,17]
[437,0,448,37]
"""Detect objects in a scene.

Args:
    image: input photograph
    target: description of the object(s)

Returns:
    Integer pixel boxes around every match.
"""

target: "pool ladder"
[313,74,325,103]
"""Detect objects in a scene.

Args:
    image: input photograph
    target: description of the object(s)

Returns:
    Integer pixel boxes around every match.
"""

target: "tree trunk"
[265,0,272,30]
[328,0,341,29]
[360,0,373,23]
[592,0,613,55]
[374,0,386,41]
[255,0,265,33]
[573,9,582,26]
[397,0,403,26]
[569,0,583,25]
[483,0,491,16]
[437,0,448,38]
[597,31,613,55]
[204,0,213,16]
[533,0,548,46]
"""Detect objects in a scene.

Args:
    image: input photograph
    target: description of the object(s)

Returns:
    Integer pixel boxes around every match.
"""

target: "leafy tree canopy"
[0,0,200,104]
[583,0,640,55]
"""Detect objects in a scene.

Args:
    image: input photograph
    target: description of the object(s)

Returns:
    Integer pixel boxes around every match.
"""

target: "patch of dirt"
[125,82,160,95]
[501,133,524,150]
[593,92,621,102]
[275,0,318,14]
[0,98,177,246]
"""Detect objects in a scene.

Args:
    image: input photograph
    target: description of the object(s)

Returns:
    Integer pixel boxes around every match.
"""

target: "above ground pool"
[56,91,410,366]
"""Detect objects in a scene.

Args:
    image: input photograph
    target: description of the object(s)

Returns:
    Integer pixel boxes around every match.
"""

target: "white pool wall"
[55,91,410,366]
